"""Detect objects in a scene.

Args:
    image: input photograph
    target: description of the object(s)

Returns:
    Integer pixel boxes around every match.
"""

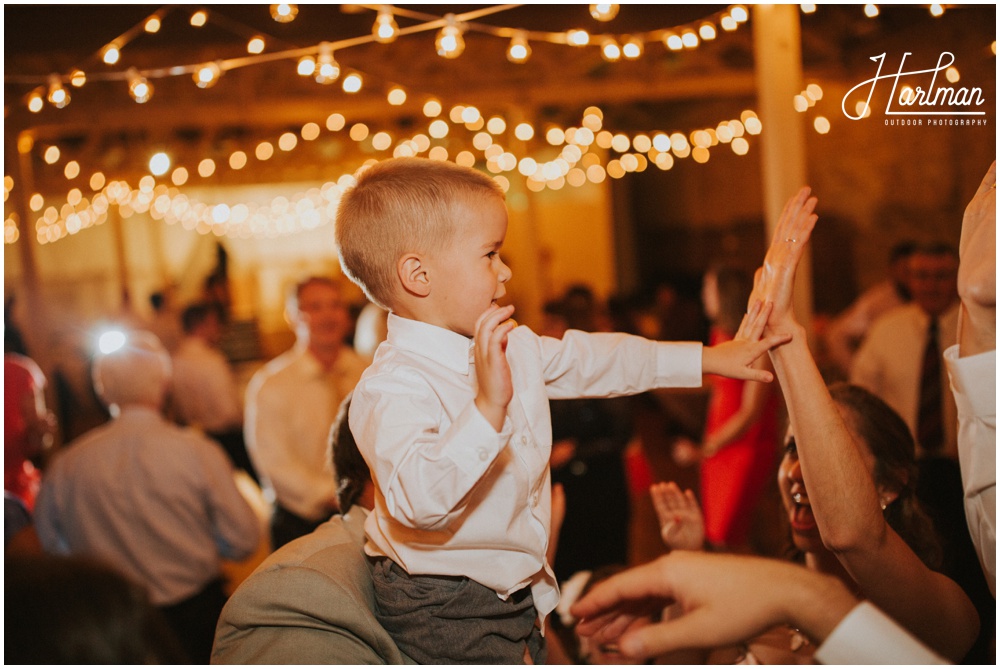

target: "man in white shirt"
[244,277,368,550]
[34,331,260,664]
[944,161,996,596]
[171,302,256,481]
[824,240,915,378]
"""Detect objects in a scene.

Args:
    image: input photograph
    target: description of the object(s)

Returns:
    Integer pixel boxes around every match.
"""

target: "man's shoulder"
[867,303,924,336]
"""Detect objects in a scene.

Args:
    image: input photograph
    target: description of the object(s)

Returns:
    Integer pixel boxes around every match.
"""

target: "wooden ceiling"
[4,4,996,192]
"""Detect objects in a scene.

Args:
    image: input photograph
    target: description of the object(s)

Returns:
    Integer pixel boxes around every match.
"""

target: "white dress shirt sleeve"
[537,329,702,398]
[814,602,948,665]
[353,370,513,531]
[944,344,996,595]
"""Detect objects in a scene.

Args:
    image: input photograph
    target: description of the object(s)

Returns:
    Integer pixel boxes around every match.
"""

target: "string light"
[663,32,683,50]
[127,69,153,103]
[149,152,170,176]
[247,36,266,54]
[506,31,531,63]
[387,86,407,105]
[566,29,590,46]
[622,35,643,59]
[193,62,222,88]
[190,10,207,27]
[270,4,298,23]
[698,22,717,41]
[864,4,879,18]
[681,30,699,48]
[70,69,86,87]
[435,14,465,58]
[315,43,340,84]
[342,73,363,93]
[800,4,817,14]
[373,6,399,43]
[101,42,121,65]
[730,5,749,22]
[144,14,161,33]
[929,4,944,17]
[589,4,619,21]
[297,56,316,76]
[601,37,621,62]
[47,75,70,109]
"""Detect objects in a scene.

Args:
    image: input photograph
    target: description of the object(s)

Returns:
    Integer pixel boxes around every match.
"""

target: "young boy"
[335,157,786,664]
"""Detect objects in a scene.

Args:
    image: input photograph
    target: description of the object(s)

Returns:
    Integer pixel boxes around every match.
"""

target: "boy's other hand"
[474,304,517,431]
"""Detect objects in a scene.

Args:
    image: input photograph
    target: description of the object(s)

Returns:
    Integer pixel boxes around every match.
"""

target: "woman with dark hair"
[676,265,780,551]
[580,188,978,664]
[742,187,977,661]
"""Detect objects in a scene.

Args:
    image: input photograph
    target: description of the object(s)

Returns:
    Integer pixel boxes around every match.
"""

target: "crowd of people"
[4,158,994,665]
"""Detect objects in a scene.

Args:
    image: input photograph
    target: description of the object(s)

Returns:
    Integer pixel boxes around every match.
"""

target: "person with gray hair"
[34,330,260,664]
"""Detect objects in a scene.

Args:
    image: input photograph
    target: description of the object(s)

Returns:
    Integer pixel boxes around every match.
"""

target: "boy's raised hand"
[703,300,790,382]
[473,304,517,431]
[738,187,818,340]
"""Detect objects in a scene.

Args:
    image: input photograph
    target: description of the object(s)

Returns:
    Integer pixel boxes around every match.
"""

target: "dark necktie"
[917,317,944,454]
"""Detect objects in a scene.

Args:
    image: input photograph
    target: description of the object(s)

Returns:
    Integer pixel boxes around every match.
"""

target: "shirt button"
[479,449,489,461]
[521,436,528,445]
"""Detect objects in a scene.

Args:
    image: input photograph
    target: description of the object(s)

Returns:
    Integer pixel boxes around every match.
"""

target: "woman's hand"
[738,187,818,340]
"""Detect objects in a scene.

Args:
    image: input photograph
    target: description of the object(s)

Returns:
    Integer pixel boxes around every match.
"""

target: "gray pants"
[370,557,545,664]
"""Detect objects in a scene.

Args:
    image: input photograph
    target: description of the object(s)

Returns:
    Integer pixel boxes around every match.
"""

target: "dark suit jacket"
[212,508,413,664]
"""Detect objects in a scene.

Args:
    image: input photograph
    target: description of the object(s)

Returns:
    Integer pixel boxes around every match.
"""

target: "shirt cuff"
[944,345,996,419]
[654,341,702,388]
[448,403,513,476]
[814,602,947,665]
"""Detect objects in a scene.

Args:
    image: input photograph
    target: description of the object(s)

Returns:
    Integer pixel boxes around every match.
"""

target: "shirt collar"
[386,312,472,374]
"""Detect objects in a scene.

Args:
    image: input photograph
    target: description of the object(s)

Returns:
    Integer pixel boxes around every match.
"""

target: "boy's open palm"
[473,304,517,431]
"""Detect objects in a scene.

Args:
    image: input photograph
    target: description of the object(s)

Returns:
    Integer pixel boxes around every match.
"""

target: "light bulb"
[622,35,643,59]
[506,31,531,63]
[315,43,340,84]
[247,36,266,54]
[373,6,399,43]
[929,3,944,16]
[144,15,161,33]
[101,43,121,65]
[70,69,86,87]
[297,56,316,76]
[589,4,619,21]
[601,37,621,62]
[698,22,717,41]
[270,4,298,23]
[435,15,465,58]
[731,5,749,22]
[800,4,817,14]
[342,73,363,93]
[566,29,590,46]
[864,4,879,17]
[190,10,207,26]
[193,62,222,88]
[27,89,44,113]
[47,76,70,108]
[127,69,153,103]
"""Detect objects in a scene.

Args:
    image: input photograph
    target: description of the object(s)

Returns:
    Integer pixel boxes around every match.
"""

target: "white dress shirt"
[171,336,242,433]
[944,345,996,596]
[351,314,702,622]
[824,280,906,375]
[244,344,368,520]
[851,302,960,458]
[34,405,260,605]
[815,602,947,664]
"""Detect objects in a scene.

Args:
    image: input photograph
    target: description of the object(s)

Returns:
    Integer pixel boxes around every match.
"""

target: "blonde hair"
[92,331,171,410]
[335,157,505,309]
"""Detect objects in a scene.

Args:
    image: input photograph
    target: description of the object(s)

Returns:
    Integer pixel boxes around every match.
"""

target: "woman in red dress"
[682,266,780,551]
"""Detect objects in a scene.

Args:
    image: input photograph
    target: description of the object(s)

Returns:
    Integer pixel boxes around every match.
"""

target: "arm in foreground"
[570,551,945,664]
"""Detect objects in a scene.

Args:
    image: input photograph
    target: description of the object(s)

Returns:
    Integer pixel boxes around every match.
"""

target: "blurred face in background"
[294,280,349,352]
[908,252,958,317]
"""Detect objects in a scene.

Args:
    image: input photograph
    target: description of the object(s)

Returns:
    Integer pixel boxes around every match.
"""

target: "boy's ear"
[398,253,431,297]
